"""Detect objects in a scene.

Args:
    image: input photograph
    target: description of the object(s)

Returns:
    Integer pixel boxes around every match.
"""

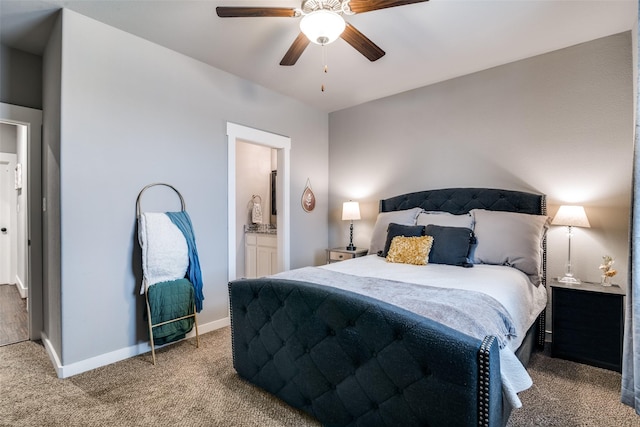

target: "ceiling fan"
[216,0,429,66]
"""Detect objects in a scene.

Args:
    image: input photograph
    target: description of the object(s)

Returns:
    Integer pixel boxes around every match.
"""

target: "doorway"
[226,122,291,282]
[0,103,43,343]
[0,152,18,285]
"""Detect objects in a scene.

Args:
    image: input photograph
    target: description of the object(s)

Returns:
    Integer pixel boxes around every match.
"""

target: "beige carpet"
[506,349,639,427]
[0,327,637,426]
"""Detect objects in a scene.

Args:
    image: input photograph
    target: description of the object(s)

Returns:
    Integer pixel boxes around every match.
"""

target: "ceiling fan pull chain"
[321,43,328,92]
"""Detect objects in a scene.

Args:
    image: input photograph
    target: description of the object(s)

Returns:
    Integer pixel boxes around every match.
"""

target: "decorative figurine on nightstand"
[599,255,617,287]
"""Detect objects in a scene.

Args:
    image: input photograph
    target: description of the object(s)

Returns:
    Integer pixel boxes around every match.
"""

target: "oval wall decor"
[301,179,316,212]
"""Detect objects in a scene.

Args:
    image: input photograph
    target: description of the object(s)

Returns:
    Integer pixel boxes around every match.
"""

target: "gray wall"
[0,123,17,153]
[328,32,634,289]
[42,12,63,358]
[47,9,328,366]
[0,45,43,110]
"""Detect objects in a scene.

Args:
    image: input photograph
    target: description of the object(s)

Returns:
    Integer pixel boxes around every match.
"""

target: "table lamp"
[551,205,590,284]
[342,201,361,251]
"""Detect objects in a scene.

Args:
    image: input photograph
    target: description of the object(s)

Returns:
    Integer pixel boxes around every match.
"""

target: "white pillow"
[369,207,422,256]
[416,211,474,229]
[470,209,549,284]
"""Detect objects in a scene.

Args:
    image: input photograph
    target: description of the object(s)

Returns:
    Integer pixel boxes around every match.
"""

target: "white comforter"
[319,254,548,408]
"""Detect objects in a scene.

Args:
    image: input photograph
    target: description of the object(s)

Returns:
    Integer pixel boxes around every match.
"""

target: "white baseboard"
[41,332,63,378]
[42,316,230,379]
[15,276,27,299]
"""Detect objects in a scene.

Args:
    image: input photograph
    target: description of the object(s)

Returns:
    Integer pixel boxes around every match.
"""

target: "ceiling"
[0,0,637,112]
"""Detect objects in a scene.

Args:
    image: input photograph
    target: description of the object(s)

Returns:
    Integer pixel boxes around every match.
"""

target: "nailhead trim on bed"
[478,335,497,427]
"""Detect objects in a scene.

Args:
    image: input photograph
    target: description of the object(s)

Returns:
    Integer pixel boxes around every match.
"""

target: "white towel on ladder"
[252,202,263,224]
[138,212,189,294]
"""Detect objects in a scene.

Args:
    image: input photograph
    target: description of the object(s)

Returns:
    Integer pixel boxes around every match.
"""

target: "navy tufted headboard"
[380,187,546,216]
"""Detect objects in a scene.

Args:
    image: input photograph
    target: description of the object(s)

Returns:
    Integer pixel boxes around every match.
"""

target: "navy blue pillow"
[380,223,425,257]
[424,225,475,267]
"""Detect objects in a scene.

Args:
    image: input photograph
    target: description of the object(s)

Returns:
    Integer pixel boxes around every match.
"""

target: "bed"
[228,188,548,426]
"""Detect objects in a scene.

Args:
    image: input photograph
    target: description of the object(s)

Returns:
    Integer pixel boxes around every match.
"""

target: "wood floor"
[0,283,28,346]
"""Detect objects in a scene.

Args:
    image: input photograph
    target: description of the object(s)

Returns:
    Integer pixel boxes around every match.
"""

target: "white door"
[0,153,17,284]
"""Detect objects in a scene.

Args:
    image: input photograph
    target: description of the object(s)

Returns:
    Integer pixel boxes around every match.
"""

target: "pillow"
[386,235,434,266]
[424,225,474,267]
[369,207,422,256]
[417,211,474,229]
[381,223,425,257]
[470,209,550,284]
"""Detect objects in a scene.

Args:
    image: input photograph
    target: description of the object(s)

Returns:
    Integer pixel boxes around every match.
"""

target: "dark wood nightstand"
[325,247,368,264]
[550,279,625,372]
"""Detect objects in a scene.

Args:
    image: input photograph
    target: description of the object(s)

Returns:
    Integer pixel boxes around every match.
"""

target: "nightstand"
[326,247,368,264]
[550,280,625,372]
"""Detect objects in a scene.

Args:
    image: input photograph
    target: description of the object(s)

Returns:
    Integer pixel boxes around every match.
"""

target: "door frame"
[0,103,43,341]
[226,122,291,281]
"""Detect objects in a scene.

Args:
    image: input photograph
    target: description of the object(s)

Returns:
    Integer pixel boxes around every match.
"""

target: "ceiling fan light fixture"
[299,10,345,45]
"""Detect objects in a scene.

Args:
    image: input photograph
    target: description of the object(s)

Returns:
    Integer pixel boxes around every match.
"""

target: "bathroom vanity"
[245,226,277,278]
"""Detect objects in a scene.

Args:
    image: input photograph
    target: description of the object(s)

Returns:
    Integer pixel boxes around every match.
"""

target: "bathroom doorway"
[226,123,291,282]
[235,142,277,279]
[0,103,43,343]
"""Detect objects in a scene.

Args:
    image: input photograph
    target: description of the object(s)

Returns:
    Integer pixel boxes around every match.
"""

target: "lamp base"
[557,275,581,284]
[346,244,356,251]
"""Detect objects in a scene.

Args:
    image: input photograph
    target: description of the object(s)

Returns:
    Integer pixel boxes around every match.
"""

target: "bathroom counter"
[244,224,277,235]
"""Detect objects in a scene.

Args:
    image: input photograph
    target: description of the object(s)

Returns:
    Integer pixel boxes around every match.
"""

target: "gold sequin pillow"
[386,235,434,265]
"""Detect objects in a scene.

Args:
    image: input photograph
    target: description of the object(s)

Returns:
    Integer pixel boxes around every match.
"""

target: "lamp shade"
[551,205,590,228]
[342,201,361,221]
[300,10,346,45]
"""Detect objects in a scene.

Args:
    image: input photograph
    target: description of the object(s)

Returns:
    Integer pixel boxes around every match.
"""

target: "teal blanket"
[147,278,195,345]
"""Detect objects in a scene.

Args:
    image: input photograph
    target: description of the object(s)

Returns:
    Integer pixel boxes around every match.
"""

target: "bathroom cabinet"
[245,233,277,278]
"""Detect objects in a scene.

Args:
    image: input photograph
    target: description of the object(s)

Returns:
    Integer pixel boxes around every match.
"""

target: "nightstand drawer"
[329,251,352,261]
[326,248,368,264]
[551,283,624,372]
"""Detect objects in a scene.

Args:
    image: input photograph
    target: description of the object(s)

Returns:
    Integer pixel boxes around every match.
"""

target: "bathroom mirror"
[270,170,277,220]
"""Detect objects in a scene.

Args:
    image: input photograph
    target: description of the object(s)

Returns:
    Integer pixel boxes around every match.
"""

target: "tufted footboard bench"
[228,278,504,426]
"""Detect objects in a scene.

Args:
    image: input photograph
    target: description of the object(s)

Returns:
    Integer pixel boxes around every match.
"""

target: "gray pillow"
[368,207,422,256]
[417,211,474,229]
[470,209,549,284]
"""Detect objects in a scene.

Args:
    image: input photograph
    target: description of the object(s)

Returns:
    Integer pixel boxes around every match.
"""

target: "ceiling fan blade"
[340,23,385,62]
[280,33,311,66]
[216,7,297,18]
[348,0,428,14]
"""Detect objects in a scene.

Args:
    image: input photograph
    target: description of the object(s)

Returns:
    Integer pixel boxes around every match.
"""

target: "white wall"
[329,31,633,289]
[47,9,328,370]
